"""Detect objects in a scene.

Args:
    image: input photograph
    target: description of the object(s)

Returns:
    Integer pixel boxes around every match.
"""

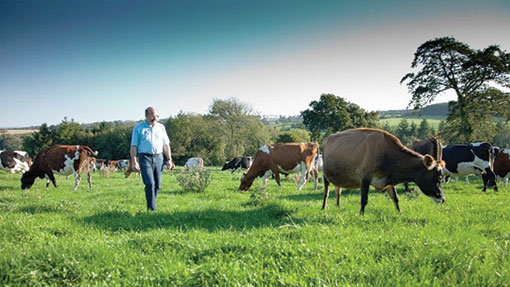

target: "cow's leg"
[403,182,410,193]
[271,167,282,190]
[505,176,508,188]
[47,172,57,189]
[311,167,318,191]
[297,162,308,191]
[386,186,401,214]
[335,186,342,207]
[360,178,370,215]
[465,176,469,184]
[73,172,81,191]
[322,177,330,210]
[262,170,272,189]
[46,177,50,190]
[481,173,488,192]
[87,171,92,188]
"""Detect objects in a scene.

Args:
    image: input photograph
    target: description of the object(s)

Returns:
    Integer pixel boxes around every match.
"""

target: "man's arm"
[163,144,172,170]
[130,146,140,171]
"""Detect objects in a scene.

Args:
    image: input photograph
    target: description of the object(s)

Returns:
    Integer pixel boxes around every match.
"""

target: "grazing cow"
[221,157,252,173]
[107,160,119,170]
[239,142,319,191]
[185,157,204,169]
[0,150,31,173]
[322,128,445,214]
[486,148,510,188]
[403,137,442,192]
[442,142,497,191]
[95,159,106,170]
[21,145,98,190]
[87,157,97,172]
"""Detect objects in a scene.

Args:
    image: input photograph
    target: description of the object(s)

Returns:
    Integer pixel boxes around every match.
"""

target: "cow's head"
[482,169,498,191]
[413,155,445,203]
[239,173,255,191]
[20,172,36,190]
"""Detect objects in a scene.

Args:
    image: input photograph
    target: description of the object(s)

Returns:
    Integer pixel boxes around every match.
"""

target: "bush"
[245,187,272,207]
[175,167,211,193]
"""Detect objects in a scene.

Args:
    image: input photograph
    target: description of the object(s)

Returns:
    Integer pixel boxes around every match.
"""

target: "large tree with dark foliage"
[401,36,510,141]
[301,94,378,141]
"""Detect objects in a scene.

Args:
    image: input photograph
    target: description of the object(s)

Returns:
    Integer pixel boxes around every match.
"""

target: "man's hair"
[145,107,152,116]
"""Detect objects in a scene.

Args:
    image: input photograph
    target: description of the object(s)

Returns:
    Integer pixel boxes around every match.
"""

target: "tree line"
[1,36,509,162]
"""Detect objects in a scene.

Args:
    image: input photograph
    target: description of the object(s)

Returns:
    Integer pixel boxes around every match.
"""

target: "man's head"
[145,107,159,126]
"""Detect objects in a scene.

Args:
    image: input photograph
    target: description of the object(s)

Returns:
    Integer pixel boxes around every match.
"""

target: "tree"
[166,112,226,165]
[22,123,56,156]
[417,119,433,139]
[276,129,311,143]
[301,94,379,141]
[209,98,255,159]
[54,117,92,145]
[401,36,510,141]
[395,119,410,145]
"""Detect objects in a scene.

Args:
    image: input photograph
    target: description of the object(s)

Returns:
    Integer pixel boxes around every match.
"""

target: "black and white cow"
[442,142,497,191]
[0,150,31,173]
[221,157,253,173]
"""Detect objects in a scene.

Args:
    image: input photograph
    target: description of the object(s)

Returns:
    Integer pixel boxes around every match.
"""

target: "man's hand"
[132,160,140,172]
[165,159,173,170]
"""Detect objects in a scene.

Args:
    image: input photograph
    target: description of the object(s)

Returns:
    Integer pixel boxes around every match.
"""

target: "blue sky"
[1,0,509,127]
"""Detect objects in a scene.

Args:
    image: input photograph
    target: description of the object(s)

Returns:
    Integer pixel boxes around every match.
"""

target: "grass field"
[379,117,443,129]
[1,168,509,286]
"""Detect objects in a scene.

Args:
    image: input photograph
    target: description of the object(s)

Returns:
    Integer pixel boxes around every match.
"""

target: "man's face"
[146,108,159,125]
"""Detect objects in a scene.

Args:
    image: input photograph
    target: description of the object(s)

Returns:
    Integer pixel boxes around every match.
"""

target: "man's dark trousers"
[139,153,163,211]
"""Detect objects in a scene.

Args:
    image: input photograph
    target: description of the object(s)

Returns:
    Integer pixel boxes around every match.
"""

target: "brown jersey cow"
[322,128,445,214]
[239,142,319,191]
[21,145,98,190]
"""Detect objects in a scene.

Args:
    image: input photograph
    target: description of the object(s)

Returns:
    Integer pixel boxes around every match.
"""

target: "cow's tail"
[80,146,98,156]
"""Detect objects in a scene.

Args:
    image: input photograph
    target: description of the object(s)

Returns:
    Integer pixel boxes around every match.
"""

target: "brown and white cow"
[107,160,119,170]
[87,157,97,172]
[491,148,510,188]
[322,128,445,214]
[0,150,31,173]
[404,137,442,192]
[239,142,319,191]
[21,145,98,190]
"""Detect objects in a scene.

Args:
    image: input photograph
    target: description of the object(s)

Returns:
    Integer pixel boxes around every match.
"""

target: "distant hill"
[378,102,449,119]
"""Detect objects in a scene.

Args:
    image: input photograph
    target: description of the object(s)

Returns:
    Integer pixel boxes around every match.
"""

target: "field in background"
[0,129,38,135]
[1,168,509,286]
[379,117,443,129]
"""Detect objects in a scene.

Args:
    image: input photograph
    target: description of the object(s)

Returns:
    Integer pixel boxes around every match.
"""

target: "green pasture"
[379,117,443,129]
[1,168,509,286]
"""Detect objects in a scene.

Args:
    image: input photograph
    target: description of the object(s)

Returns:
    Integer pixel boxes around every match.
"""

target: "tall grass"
[1,168,509,286]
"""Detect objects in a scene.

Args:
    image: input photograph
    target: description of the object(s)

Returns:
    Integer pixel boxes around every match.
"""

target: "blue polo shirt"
[131,121,170,155]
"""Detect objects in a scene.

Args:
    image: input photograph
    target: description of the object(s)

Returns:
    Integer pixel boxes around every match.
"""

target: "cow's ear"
[423,155,434,170]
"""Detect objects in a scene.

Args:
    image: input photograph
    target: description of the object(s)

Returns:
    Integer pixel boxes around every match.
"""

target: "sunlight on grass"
[1,169,509,286]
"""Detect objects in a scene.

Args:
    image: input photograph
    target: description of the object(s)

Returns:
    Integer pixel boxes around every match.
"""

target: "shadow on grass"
[281,189,362,202]
[81,203,298,232]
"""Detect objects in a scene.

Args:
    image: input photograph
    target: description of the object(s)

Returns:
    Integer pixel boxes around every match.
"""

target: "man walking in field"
[130,106,172,211]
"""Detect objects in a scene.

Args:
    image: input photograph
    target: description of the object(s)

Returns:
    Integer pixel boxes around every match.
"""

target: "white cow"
[185,157,204,169]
